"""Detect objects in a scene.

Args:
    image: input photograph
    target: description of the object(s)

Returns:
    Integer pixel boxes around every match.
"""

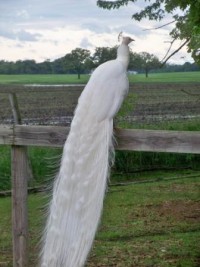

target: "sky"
[0,0,193,64]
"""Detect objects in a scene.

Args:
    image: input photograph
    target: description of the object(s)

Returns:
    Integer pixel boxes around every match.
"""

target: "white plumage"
[40,36,133,267]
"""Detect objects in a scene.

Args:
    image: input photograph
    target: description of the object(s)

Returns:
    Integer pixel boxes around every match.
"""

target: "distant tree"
[97,0,200,64]
[129,51,143,71]
[37,60,52,74]
[139,52,160,77]
[15,60,25,74]
[23,60,38,74]
[84,57,95,73]
[92,46,117,67]
[52,57,66,74]
[64,48,91,79]
[129,51,160,76]
[0,61,6,74]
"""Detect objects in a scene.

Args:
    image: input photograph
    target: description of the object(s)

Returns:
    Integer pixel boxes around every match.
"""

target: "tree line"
[0,47,199,78]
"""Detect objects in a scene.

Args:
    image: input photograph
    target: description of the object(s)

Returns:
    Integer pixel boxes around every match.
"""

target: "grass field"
[0,170,199,266]
[129,71,200,83]
[0,71,200,84]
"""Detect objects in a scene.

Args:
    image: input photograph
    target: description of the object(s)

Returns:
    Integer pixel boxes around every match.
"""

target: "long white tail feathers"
[40,33,132,266]
[40,106,114,266]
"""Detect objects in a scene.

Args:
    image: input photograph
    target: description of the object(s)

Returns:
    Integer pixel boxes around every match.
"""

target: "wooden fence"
[0,85,200,267]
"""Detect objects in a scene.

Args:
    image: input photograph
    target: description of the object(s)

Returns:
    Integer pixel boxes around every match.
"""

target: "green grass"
[28,147,61,186]
[128,71,200,83]
[0,146,11,191]
[0,144,199,191]
[0,74,89,85]
[0,172,199,266]
[0,71,200,85]
[0,146,61,191]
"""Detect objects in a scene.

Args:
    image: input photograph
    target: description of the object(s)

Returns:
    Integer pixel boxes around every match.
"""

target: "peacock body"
[40,36,133,267]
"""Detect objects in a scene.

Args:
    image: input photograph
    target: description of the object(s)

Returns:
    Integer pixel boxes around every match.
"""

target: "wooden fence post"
[11,145,28,267]
[9,93,33,181]
[9,93,30,266]
[9,93,22,124]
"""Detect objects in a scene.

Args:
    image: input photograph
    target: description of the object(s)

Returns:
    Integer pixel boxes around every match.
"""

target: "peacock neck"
[117,43,130,69]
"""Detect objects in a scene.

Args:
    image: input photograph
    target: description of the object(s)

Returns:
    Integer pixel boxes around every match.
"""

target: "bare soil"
[0,83,200,126]
[147,200,200,223]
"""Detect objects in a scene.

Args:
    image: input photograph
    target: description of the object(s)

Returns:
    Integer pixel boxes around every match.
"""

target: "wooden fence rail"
[0,124,200,153]
[0,125,200,267]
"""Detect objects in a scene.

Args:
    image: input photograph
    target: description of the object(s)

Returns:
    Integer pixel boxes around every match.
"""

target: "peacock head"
[122,36,135,45]
[118,32,135,45]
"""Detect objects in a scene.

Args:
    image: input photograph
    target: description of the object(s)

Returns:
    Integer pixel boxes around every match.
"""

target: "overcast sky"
[0,0,193,64]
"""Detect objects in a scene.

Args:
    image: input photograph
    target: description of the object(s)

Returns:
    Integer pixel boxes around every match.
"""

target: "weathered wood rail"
[0,84,200,266]
[0,124,200,153]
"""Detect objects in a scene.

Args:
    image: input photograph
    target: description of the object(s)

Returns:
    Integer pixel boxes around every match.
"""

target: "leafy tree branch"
[97,0,200,64]
[160,39,190,66]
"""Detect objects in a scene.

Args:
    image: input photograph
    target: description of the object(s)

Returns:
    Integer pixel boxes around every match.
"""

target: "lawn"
[0,71,200,84]
[0,74,89,85]
[0,171,199,266]
[129,71,200,83]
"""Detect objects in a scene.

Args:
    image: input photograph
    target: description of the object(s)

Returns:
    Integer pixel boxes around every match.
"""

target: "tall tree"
[52,57,66,74]
[129,51,143,70]
[23,60,38,74]
[97,0,200,64]
[92,46,117,67]
[38,60,52,74]
[139,52,160,77]
[129,51,160,76]
[64,48,91,79]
